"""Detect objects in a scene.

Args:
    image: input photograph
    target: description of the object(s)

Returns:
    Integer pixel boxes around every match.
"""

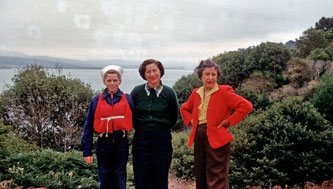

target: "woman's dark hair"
[139,59,165,80]
[195,59,221,79]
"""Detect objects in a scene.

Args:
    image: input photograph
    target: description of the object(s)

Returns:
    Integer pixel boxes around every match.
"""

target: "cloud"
[73,15,91,29]
[27,26,42,39]
[0,0,333,64]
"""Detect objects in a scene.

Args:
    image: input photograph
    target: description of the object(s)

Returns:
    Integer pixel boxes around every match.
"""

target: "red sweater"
[180,85,252,149]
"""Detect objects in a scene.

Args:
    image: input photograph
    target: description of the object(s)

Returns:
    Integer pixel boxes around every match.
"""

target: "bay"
[0,68,194,93]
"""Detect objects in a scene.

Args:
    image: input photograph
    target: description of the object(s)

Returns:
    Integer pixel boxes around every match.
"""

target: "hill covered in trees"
[173,16,333,187]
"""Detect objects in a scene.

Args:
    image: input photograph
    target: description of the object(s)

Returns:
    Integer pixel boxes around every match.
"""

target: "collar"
[196,83,219,98]
[145,83,163,97]
[102,88,123,99]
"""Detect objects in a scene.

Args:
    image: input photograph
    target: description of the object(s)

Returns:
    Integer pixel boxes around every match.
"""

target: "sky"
[0,0,333,67]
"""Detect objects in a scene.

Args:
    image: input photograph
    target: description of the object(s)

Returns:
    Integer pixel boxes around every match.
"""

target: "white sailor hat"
[100,65,124,79]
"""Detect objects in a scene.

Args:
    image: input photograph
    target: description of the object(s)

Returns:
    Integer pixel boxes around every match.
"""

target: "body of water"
[0,68,194,93]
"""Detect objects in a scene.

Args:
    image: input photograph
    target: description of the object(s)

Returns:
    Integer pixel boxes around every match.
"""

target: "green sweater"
[130,84,179,131]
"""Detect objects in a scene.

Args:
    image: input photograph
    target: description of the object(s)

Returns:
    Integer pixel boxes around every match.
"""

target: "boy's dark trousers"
[96,131,129,189]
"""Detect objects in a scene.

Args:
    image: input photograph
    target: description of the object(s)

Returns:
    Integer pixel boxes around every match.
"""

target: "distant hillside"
[285,40,296,49]
[0,56,85,69]
[0,55,142,69]
[0,55,193,69]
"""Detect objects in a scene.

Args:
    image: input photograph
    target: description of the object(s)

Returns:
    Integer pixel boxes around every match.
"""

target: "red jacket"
[180,85,252,149]
[94,93,132,133]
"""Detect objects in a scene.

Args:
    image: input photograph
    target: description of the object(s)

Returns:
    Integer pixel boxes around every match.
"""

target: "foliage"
[284,58,313,88]
[235,72,274,110]
[0,122,39,162]
[214,42,290,88]
[172,73,202,130]
[308,48,330,61]
[235,88,272,112]
[0,65,94,151]
[324,43,333,60]
[310,74,333,124]
[173,73,201,105]
[244,42,291,77]
[170,130,195,180]
[213,49,248,88]
[296,28,330,58]
[315,16,333,33]
[229,98,333,188]
[0,149,98,188]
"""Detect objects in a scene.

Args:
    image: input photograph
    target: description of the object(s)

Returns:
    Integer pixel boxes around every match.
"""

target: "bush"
[235,88,272,111]
[296,28,330,58]
[0,149,98,188]
[284,58,313,88]
[308,48,330,61]
[236,72,274,110]
[230,98,333,187]
[0,65,94,151]
[310,74,333,124]
[0,122,39,160]
[170,130,194,180]
[173,74,201,131]
[324,43,333,60]
[173,73,201,105]
[214,42,291,88]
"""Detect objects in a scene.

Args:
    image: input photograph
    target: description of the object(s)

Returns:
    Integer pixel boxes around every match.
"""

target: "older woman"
[81,65,134,189]
[130,59,179,189]
[180,59,252,189]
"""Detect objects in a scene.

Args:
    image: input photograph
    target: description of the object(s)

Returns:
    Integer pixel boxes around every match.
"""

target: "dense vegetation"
[173,16,333,187]
[0,17,333,188]
[0,65,94,152]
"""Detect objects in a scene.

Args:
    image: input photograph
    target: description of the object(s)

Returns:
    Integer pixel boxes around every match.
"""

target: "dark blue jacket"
[81,88,134,157]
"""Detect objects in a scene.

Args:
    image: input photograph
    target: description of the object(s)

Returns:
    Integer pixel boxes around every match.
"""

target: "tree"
[235,72,274,110]
[284,58,313,88]
[0,65,94,151]
[214,49,249,88]
[173,73,201,105]
[315,17,333,33]
[213,42,290,88]
[245,42,291,77]
[308,48,330,61]
[296,28,329,58]
[229,98,333,187]
[310,74,333,124]
[0,121,39,160]
[324,43,333,60]
[172,73,201,130]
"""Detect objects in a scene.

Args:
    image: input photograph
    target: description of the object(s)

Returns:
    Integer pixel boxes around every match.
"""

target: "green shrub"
[173,73,201,105]
[1,122,37,159]
[1,149,98,188]
[0,65,94,151]
[308,48,330,61]
[170,130,194,180]
[235,88,272,111]
[324,43,333,60]
[284,58,313,88]
[230,98,333,187]
[173,74,201,131]
[310,74,333,124]
[236,72,274,110]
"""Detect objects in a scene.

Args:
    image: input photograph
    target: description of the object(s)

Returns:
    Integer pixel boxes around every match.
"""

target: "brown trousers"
[194,124,231,189]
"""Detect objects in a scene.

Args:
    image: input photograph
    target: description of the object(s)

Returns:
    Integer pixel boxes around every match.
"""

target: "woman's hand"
[217,119,230,128]
[84,156,93,164]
